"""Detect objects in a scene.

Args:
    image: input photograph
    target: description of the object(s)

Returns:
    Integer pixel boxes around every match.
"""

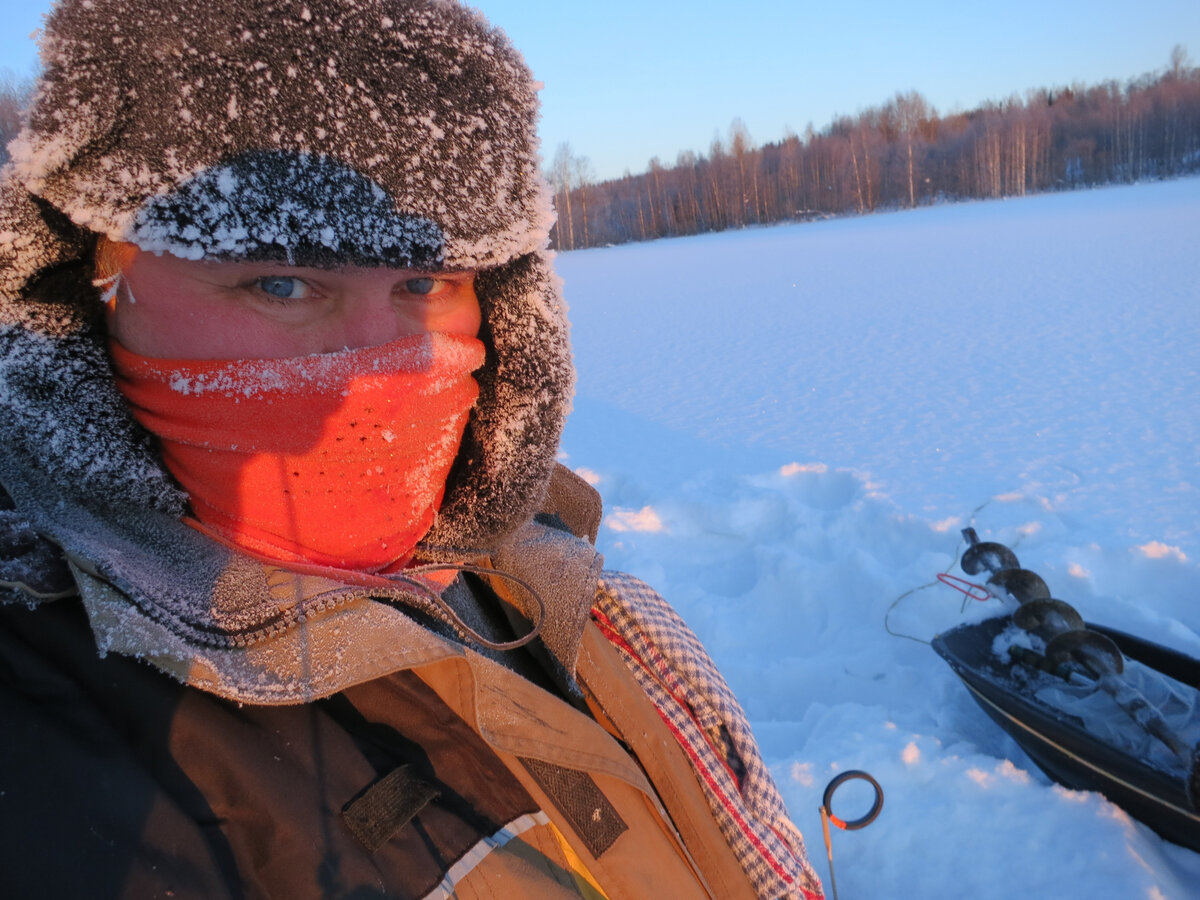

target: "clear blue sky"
[4,0,1199,181]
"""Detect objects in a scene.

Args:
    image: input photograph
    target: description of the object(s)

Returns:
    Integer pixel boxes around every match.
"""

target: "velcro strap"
[342,764,440,852]
[520,757,628,858]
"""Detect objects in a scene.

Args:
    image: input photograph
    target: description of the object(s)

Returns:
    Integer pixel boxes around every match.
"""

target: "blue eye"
[405,277,437,295]
[257,276,310,300]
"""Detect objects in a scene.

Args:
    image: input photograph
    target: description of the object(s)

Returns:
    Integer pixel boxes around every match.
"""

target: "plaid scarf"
[593,572,824,900]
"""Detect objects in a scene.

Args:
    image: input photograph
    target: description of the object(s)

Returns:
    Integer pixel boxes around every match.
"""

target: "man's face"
[107,249,481,359]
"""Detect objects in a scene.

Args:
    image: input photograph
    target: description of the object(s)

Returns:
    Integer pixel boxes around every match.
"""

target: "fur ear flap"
[419,251,575,557]
[0,179,95,323]
[0,318,189,518]
[0,178,187,519]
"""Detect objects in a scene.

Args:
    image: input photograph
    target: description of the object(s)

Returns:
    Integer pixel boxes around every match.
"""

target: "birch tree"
[550,142,576,250]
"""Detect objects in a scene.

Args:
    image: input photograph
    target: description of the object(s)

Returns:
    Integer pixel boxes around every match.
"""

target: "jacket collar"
[4,443,605,703]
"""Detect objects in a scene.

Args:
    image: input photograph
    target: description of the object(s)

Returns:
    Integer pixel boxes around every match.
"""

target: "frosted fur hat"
[0,0,573,557]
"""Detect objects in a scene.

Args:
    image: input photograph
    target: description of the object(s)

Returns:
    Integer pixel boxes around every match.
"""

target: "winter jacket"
[0,467,822,899]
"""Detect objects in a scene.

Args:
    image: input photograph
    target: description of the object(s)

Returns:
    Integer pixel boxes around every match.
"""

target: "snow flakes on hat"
[10,0,553,270]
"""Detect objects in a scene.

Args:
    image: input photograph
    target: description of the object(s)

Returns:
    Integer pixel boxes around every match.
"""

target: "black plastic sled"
[933,615,1200,852]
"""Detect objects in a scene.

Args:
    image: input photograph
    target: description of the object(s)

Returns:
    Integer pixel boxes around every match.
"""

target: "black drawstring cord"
[378,561,547,652]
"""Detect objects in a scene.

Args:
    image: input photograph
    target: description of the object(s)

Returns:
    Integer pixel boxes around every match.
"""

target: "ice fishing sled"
[931,530,1200,853]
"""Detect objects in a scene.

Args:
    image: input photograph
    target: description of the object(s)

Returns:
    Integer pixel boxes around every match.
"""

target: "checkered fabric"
[594,572,824,900]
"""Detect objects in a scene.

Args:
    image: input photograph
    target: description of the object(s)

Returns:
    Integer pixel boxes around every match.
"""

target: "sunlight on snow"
[1139,541,1188,563]
[780,462,828,476]
[789,761,816,788]
[604,506,665,533]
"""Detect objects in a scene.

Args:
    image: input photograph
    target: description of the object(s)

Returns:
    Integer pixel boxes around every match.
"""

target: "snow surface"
[558,178,1200,898]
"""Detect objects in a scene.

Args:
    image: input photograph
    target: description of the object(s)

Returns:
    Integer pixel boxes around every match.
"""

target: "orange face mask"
[110,333,485,573]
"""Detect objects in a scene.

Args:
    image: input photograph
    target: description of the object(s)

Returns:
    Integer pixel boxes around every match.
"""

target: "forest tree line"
[547,46,1200,250]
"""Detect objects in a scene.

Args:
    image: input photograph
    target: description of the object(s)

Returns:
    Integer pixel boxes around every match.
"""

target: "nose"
[324,288,419,353]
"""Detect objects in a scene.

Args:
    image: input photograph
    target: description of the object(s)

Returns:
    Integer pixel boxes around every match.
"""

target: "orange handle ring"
[821,770,884,830]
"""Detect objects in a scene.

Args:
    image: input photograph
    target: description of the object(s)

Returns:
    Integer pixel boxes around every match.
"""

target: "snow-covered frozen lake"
[558,178,1200,898]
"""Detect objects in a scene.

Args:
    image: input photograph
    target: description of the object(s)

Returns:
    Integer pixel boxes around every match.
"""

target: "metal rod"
[820,806,841,900]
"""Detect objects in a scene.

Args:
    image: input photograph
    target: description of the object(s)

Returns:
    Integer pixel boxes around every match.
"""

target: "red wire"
[937,573,990,602]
